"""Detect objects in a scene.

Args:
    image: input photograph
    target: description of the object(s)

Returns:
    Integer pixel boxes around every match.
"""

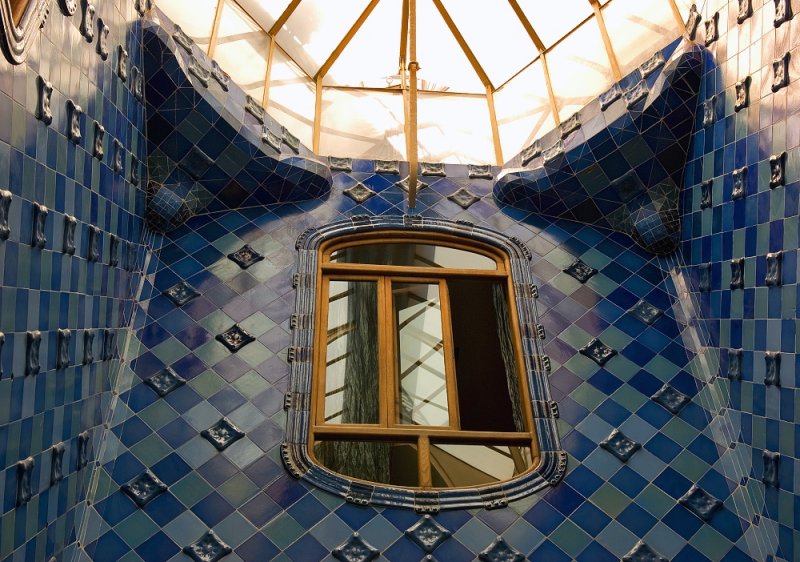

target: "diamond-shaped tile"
[374,160,399,174]
[623,541,667,562]
[343,182,376,203]
[201,418,245,451]
[216,325,255,352]
[580,338,617,366]
[332,533,379,562]
[122,470,168,507]
[228,244,264,269]
[679,484,722,521]
[405,515,451,554]
[396,176,429,192]
[145,367,187,397]
[478,537,523,562]
[563,259,597,283]
[628,300,663,325]
[448,187,480,209]
[183,531,232,562]
[163,281,200,306]
[330,157,353,171]
[600,429,641,462]
[651,384,689,414]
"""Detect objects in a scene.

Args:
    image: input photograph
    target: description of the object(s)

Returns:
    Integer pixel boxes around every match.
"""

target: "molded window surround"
[0,0,50,64]
[283,215,565,511]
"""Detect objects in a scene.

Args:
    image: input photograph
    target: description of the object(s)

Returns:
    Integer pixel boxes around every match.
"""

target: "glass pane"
[517,0,593,49]
[330,243,496,270]
[268,46,316,148]
[315,441,418,486]
[214,1,269,100]
[394,283,449,427]
[157,0,218,51]
[324,281,379,424]
[417,92,494,164]
[448,279,523,432]
[430,444,533,487]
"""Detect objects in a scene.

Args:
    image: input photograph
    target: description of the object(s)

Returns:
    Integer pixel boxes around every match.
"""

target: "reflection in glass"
[324,281,379,424]
[331,243,496,270]
[315,441,417,486]
[393,283,449,426]
[430,444,533,487]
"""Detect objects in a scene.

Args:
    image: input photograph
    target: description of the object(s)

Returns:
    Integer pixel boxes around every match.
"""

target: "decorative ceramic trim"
[405,515,450,553]
[211,60,229,90]
[343,183,375,204]
[188,55,210,87]
[132,66,144,101]
[731,166,747,200]
[478,537,523,562]
[31,203,47,248]
[131,155,140,185]
[96,18,109,59]
[0,189,10,240]
[765,351,781,386]
[629,299,663,325]
[163,281,199,306]
[87,225,100,261]
[395,176,428,192]
[559,112,581,139]
[57,329,71,369]
[67,100,82,143]
[93,121,104,160]
[702,95,715,127]
[763,451,780,487]
[285,216,563,511]
[201,417,245,451]
[542,140,564,163]
[262,127,282,152]
[624,80,648,108]
[730,257,744,289]
[172,25,193,53]
[117,46,128,81]
[769,152,786,188]
[0,332,4,378]
[563,259,597,283]
[0,0,50,64]
[245,95,265,124]
[76,431,90,469]
[699,263,711,292]
[83,330,94,364]
[728,348,743,380]
[704,12,718,46]
[599,84,621,111]
[332,533,379,562]
[145,367,187,397]
[102,328,116,360]
[580,338,617,366]
[329,157,352,172]
[774,0,792,27]
[520,141,541,165]
[734,77,750,111]
[600,429,641,462]
[183,531,231,562]
[216,325,255,353]
[228,244,264,269]
[60,0,77,17]
[113,140,124,175]
[448,187,480,209]
[134,0,150,17]
[468,164,493,179]
[679,484,722,521]
[639,52,664,78]
[623,541,667,562]
[81,1,96,42]
[737,0,752,23]
[765,251,782,286]
[374,160,400,175]
[283,129,300,153]
[16,457,34,505]
[686,4,701,40]
[772,52,790,92]
[651,384,689,414]
[122,470,168,507]
[700,179,712,209]
[50,443,65,485]
[420,162,446,177]
[36,76,53,125]
[109,234,119,266]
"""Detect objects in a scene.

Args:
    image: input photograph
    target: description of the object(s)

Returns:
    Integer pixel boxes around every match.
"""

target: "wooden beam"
[432,0,493,90]
[206,0,227,58]
[589,0,622,81]
[268,0,302,36]
[313,76,323,153]
[408,0,418,208]
[316,0,382,81]
[262,36,276,108]
[539,54,560,125]
[506,0,545,52]
[400,0,410,160]
[486,86,503,166]
[667,0,689,38]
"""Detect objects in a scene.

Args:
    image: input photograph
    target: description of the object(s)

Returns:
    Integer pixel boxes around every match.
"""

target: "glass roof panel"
[319,88,406,160]
[417,93,493,163]
[602,0,682,76]
[277,0,372,78]
[415,0,484,93]
[156,0,218,51]
[439,0,538,89]
[214,1,270,101]
[494,59,556,161]
[267,46,316,148]
[546,20,612,122]
[234,0,293,33]
[324,0,402,88]
[517,0,593,49]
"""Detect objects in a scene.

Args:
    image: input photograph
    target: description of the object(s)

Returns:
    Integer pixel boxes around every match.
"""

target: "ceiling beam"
[261,36,276,108]
[432,0,494,90]
[589,0,622,81]
[269,0,303,36]
[400,0,410,160]
[506,0,560,124]
[206,0,227,58]
[667,0,688,38]
[408,0,419,208]
[316,0,382,81]
[486,86,503,166]
[313,75,323,152]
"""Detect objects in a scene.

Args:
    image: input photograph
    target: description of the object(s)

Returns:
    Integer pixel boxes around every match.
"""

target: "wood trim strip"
[432,0,493,90]
[206,0,227,58]
[315,0,382,81]
[268,0,302,36]
[589,0,622,81]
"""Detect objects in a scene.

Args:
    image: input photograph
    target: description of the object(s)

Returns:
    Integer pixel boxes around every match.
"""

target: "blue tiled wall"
[681,0,800,559]
[0,1,149,560]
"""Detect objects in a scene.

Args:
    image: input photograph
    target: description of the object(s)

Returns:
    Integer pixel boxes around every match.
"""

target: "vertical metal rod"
[407,0,418,209]
[313,76,323,153]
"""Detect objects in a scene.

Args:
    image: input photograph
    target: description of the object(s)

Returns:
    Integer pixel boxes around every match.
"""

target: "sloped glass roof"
[155,0,693,164]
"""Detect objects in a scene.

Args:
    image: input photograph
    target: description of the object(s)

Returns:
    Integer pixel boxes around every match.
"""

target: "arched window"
[284,217,564,510]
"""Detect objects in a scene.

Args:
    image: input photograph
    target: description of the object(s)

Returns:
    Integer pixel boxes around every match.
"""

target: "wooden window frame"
[0,0,50,64]
[283,216,565,511]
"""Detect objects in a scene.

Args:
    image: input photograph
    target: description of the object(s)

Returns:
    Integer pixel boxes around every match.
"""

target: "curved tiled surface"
[494,41,703,255]
[142,12,332,232]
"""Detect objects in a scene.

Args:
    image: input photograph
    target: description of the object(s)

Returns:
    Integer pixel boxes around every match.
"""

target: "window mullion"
[380,276,393,428]
[418,435,432,488]
[438,278,461,431]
